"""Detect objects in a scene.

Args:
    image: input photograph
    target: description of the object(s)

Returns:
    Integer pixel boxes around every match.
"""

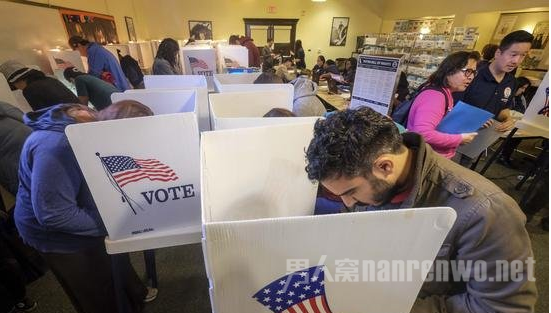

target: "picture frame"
[125,16,137,42]
[188,20,213,40]
[330,17,349,46]
[59,9,119,45]
[493,14,518,41]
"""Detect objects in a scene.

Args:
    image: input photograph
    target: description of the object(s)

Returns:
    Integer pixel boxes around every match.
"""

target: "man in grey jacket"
[305,107,537,313]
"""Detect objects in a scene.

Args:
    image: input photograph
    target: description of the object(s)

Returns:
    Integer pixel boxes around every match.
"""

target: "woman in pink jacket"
[407,51,480,158]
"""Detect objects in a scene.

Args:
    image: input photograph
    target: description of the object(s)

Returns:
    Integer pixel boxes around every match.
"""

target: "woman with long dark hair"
[152,38,182,75]
[292,39,306,69]
[407,51,480,159]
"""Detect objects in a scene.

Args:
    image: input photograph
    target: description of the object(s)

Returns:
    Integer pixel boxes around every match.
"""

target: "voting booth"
[212,72,261,92]
[215,45,249,73]
[517,72,549,138]
[45,49,86,92]
[143,75,211,131]
[181,47,217,91]
[208,88,294,130]
[200,123,457,312]
[66,113,201,248]
[111,89,197,118]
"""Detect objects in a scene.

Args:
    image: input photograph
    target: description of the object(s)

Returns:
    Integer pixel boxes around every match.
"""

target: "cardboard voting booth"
[111,89,197,117]
[212,73,260,92]
[181,47,217,91]
[214,116,321,131]
[66,114,201,246]
[143,75,211,131]
[200,124,457,312]
[517,72,549,138]
[208,89,294,130]
[46,49,87,73]
[201,122,319,223]
[216,45,249,73]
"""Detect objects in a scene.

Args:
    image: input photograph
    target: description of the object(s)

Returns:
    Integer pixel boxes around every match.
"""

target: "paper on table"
[456,119,502,159]
[437,101,494,134]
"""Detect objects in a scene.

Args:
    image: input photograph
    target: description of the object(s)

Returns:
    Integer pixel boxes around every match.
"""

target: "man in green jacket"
[305,107,537,313]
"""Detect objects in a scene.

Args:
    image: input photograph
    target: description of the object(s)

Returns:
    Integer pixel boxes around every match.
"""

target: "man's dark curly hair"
[305,107,403,181]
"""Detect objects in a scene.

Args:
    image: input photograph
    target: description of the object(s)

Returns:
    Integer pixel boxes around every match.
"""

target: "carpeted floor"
[20,139,550,313]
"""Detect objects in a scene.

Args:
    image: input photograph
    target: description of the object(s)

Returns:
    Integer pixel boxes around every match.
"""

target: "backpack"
[117,50,144,89]
[391,86,448,128]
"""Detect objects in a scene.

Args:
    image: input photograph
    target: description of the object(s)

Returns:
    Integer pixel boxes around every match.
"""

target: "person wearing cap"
[68,36,130,91]
[0,60,79,111]
[63,67,119,111]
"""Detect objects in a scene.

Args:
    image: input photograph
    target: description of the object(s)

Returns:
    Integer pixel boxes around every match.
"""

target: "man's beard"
[367,175,401,206]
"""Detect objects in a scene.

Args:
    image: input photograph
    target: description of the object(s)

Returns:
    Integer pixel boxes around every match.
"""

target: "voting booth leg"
[143,250,158,288]
[110,253,132,313]
[480,128,518,175]
[470,152,484,171]
[516,144,548,190]
[519,160,548,209]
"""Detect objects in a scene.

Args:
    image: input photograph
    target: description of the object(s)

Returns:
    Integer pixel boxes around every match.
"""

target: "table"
[316,85,350,111]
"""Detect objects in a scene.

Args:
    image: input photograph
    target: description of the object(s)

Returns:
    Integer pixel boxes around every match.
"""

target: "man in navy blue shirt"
[459,30,533,132]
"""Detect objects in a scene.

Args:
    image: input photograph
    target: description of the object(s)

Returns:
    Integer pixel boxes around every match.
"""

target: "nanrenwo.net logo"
[284,256,536,283]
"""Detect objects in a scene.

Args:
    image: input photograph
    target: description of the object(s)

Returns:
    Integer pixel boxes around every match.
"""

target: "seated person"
[291,77,326,117]
[63,67,120,111]
[97,100,154,120]
[274,58,294,83]
[311,55,325,83]
[319,59,340,81]
[263,108,296,117]
[0,60,79,111]
[341,57,357,85]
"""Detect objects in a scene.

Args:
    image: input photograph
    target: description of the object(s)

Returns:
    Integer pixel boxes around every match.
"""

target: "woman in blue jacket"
[69,36,130,91]
[15,103,147,313]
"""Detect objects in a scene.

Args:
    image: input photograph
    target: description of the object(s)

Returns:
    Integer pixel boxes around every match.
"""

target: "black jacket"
[0,101,31,195]
[23,73,79,111]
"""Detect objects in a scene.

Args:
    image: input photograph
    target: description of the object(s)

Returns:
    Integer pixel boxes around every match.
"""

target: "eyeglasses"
[460,68,477,78]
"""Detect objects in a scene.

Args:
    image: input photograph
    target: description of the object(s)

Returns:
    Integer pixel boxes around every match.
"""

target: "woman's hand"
[482,119,494,129]
[461,132,478,144]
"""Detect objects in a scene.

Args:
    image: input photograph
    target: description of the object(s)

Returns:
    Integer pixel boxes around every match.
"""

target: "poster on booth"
[46,50,86,73]
[66,113,201,241]
[216,45,249,72]
[519,72,549,138]
[350,55,401,116]
[203,208,456,313]
[181,48,216,76]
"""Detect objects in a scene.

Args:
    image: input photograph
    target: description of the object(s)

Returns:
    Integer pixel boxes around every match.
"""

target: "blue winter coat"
[15,104,106,253]
[87,43,130,91]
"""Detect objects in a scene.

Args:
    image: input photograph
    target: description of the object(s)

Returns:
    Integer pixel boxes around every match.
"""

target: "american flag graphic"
[101,155,178,187]
[188,56,209,70]
[253,266,333,313]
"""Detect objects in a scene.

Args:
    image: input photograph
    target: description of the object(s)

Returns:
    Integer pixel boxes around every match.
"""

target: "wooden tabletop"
[316,85,350,111]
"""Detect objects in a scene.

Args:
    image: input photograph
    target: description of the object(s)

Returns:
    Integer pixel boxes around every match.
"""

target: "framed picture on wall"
[330,17,349,46]
[59,9,119,44]
[492,15,518,41]
[188,20,213,40]
[125,16,137,42]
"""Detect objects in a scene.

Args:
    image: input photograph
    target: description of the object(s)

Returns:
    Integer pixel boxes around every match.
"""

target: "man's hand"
[461,132,478,144]
[495,119,516,132]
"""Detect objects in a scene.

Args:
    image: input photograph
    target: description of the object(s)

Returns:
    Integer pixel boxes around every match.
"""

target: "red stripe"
[135,160,162,165]
[116,172,176,185]
[113,168,173,179]
[296,302,310,313]
[309,298,321,313]
[115,170,175,182]
[119,175,178,187]
[321,296,332,313]
[287,307,298,313]
[139,165,170,170]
